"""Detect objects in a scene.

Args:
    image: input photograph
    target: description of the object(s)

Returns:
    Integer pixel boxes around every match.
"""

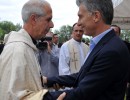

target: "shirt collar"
[91,28,112,46]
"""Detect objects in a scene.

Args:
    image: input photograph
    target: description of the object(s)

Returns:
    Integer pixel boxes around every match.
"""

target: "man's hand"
[42,76,65,91]
[53,83,61,91]
[46,41,51,53]
[42,76,47,84]
[53,83,65,91]
[57,92,66,100]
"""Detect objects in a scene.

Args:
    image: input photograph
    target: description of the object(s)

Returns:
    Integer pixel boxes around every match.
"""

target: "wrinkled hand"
[53,83,61,91]
[53,83,65,91]
[57,92,66,100]
[42,76,65,90]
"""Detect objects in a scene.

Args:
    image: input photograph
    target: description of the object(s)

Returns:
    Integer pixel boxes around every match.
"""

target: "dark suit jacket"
[124,41,130,83]
[44,30,130,100]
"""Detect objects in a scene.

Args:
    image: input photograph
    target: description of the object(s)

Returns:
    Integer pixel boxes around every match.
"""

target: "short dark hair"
[72,23,78,31]
[111,24,121,34]
[53,33,58,37]
[76,0,113,25]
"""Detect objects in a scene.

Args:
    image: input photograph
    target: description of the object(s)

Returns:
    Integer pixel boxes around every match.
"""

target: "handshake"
[42,76,65,90]
[42,76,66,100]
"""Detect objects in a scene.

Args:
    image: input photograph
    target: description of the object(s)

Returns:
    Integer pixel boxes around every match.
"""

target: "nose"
[77,30,80,34]
[50,21,54,28]
[77,20,81,26]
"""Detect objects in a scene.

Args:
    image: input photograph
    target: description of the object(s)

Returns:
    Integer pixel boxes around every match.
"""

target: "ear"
[30,14,37,25]
[93,11,101,23]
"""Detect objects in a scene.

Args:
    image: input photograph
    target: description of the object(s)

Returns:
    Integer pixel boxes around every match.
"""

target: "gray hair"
[22,0,49,23]
[76,0,113,25]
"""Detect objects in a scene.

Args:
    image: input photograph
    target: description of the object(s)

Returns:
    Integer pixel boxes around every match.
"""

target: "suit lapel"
[73,30,116,87]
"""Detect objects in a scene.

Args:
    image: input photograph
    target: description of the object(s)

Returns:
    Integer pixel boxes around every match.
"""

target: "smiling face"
[77,3,98,37]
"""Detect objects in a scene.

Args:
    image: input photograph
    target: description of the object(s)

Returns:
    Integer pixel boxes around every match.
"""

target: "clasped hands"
[42,76,66,100]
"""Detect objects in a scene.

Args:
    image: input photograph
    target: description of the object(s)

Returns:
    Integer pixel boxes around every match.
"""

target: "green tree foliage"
[15,23,22,31]
[120,30,130,42]
[0,21,22,40]
[0,28,4,40]
[54,25,72,43]
[54,24,92,44]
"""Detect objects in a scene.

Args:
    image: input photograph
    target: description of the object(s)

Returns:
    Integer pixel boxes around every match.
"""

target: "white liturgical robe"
[59,38,89,75]
[0,29,47,100]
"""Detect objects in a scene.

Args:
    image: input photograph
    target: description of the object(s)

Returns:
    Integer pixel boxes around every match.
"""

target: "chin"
[42,31,47,36]
[46,29,50,33]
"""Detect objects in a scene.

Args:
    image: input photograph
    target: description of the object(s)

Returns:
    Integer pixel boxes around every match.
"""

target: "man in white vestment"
[59,23,89,75]
[0,0,58,100]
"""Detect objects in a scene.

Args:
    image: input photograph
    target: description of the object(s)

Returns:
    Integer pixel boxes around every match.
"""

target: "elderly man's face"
[35,4,54,39]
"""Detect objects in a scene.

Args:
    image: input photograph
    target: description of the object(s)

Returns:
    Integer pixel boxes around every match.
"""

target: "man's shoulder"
[61,41,69,48]
[81,42,89,47]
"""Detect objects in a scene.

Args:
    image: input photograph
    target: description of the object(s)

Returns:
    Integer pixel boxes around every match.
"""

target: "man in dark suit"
[111,24,130,53]
[43,0,130,100]
[111,25,130,100]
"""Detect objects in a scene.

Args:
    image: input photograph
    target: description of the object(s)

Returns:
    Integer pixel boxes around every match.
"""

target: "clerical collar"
[31,36,37,45]
[72,38,81,44]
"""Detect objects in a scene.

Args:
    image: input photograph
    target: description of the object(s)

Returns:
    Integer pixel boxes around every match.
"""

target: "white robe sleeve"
[58,43,71,75]
[0,43,47,100]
